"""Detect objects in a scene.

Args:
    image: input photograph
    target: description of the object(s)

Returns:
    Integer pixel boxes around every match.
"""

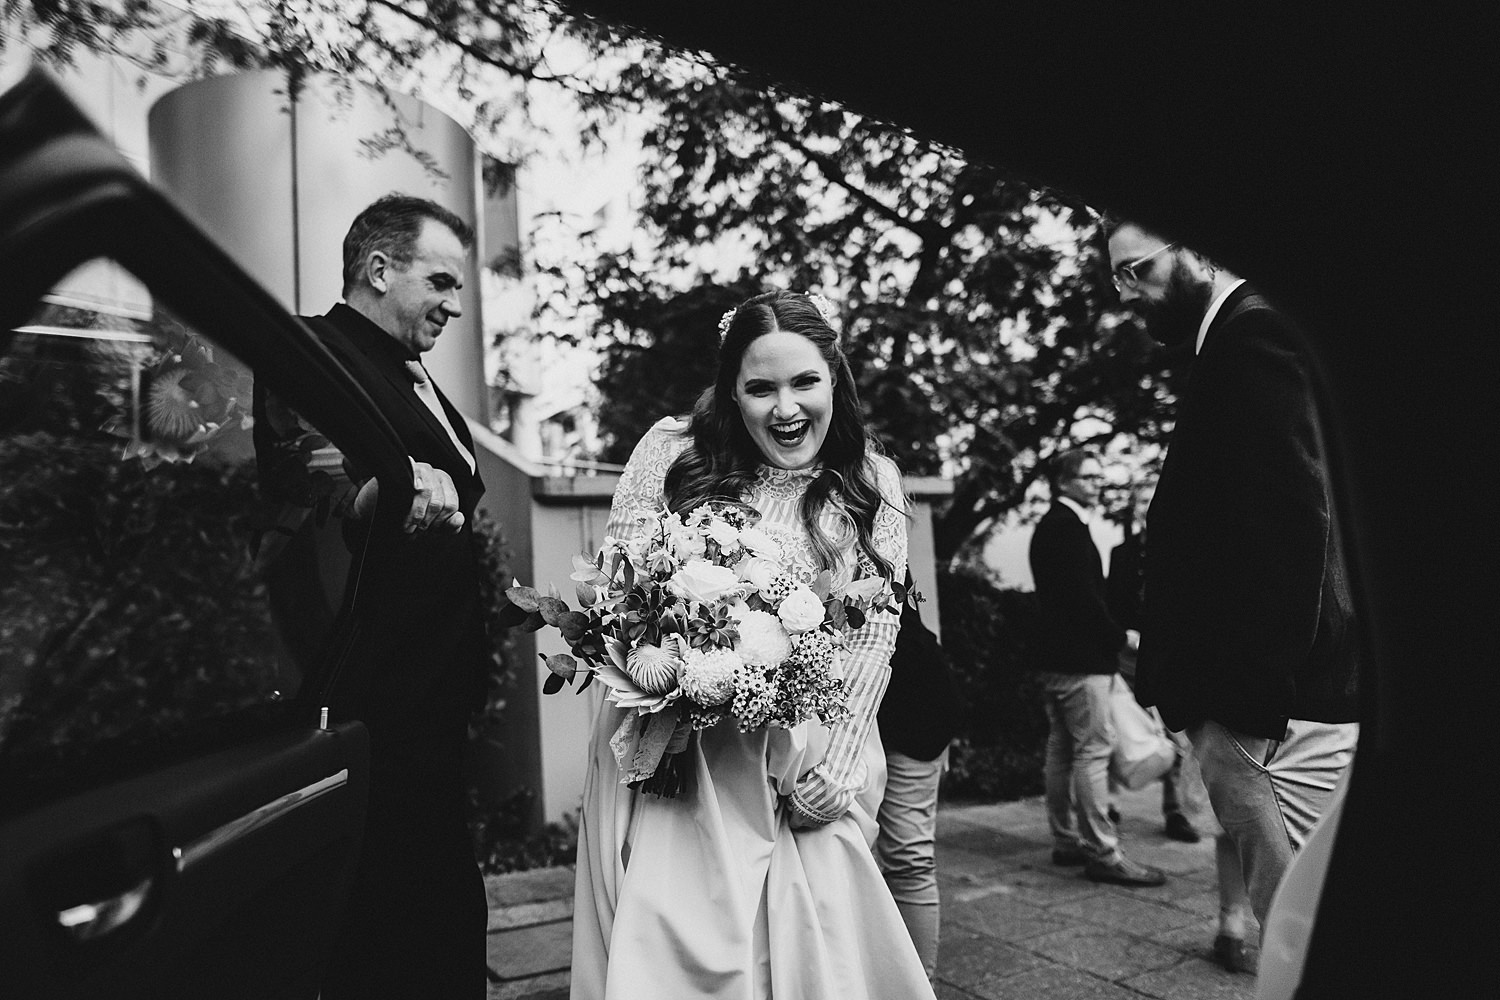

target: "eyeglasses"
[1112,241,1178,290]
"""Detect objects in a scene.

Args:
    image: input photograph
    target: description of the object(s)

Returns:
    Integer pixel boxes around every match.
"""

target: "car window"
[0,258,360,802]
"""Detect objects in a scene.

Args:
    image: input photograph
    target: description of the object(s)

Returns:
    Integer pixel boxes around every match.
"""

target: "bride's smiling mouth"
[769,420,810,446]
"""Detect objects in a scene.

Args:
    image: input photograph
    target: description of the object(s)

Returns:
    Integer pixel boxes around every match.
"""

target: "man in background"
[1029,449,1165,887]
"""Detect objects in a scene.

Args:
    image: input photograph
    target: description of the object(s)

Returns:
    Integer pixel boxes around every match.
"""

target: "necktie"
[403,359,476,474]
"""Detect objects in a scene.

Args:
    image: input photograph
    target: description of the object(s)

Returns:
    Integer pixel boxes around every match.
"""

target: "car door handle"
[30,815,164,948]
[55,874,154,942]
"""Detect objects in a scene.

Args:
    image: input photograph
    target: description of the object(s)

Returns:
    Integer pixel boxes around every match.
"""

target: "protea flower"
[625,636,685,695]
[145,368,203,441]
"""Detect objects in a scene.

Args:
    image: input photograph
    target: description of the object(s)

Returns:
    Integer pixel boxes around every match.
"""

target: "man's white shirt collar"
[1196,278,1248,355]
[1057,495,1092,522]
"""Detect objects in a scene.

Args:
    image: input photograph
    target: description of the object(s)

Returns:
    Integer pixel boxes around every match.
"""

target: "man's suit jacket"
[1029,501,1126,674]
[302,303,489,765]
[1134,284,1359,739]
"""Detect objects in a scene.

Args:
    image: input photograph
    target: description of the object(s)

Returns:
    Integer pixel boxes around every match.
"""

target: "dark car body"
[0,66,420,999]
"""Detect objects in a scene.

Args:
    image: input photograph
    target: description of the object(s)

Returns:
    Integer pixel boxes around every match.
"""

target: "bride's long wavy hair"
[663,289,896,580]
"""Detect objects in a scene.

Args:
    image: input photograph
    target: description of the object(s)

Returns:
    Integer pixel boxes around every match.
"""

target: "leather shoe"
[1084,854,1167,887]
[1213,934,1254,974]
[1051,846,1087,866]
[1164,812,1201,843]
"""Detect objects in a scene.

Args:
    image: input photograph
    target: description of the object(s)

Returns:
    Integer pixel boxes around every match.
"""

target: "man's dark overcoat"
[1134,285,1360,739]
[1030,501,1127,675]
[306,302,490,999]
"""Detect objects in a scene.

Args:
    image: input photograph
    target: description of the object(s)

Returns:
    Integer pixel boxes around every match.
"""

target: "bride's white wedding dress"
[570,418,936,1000]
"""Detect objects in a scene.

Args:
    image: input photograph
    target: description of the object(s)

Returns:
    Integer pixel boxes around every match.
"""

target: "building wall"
[148,70,491,420]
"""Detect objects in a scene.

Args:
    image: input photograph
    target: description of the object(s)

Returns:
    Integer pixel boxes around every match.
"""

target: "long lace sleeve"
[605,417,690,543]
[789,454,909,824]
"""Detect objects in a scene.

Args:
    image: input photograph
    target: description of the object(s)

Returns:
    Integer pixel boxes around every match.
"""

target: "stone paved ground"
[485,784,1259,1000]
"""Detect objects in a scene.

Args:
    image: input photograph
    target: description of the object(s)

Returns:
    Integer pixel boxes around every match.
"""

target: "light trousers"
[1039,672,1120,862]
[1187,717,1359,928]
[875,748,947,980]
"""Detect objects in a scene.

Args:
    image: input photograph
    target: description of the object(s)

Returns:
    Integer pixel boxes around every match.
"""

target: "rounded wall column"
[148,70,486,422]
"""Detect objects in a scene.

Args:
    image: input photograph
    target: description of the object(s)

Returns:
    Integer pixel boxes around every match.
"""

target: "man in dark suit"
[1029,450,1165,887]
[1106,220,1360,938]
[306,194,490,999]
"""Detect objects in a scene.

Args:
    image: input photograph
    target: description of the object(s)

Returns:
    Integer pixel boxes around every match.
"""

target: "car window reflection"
[0,259,357,791]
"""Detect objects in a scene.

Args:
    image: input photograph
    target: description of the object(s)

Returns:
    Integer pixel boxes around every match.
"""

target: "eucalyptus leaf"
[505,586,542,612]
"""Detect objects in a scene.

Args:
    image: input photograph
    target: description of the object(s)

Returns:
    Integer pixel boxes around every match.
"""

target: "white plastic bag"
[1108,675,1177,790]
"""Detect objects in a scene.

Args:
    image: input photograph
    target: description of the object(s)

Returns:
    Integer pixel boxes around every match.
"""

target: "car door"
[0,68,415,1000]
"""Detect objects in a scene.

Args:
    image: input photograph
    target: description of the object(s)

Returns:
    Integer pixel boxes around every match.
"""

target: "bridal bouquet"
[503,501,900,797]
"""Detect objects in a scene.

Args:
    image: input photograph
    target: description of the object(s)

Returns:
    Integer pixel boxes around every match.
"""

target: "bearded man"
[1105,221,1360,939]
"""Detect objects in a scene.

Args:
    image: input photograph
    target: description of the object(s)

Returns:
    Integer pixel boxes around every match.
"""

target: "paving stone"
[1022,924,1187,981]
[1168,887,1224,918]
[935,981,987,1000]
[936,926,1050,994]
[942,862,1100,910]
[945,888,1074,941]
[1092,870,1208,908]
[1147,914,1220,954]
[485,866,577,907]
[940,821,1047,857]
[939,843,1018,883]
[1050,892,1203,937]
[487,971,570,1000]
[487,919,573,979]
[941,801,1053,842]
[487,897,573,931]
[1123,954,1258,1000]
[1114,837,1218,877]
[961,963,1149,1000]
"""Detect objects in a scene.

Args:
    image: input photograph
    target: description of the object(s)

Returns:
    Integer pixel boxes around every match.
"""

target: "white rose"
[705,519,740,549]
[737,526,781,560]
[777,585,827,634]
[841,576,889,605]
[668,559,741,603]
[737,556,781,594]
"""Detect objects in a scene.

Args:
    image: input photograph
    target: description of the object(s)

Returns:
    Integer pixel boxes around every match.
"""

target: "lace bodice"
[606,416,910,824]
[606,417,909,591]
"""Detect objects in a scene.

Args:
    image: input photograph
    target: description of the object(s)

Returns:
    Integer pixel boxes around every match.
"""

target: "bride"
[570,289,936,999]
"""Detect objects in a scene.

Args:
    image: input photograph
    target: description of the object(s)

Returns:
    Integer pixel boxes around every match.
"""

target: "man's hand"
[404,461,463,534]
[349,460,464,534]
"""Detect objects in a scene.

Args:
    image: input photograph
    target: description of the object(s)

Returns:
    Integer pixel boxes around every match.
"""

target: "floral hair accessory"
[717,291,840,345]
[804,291,838,329]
